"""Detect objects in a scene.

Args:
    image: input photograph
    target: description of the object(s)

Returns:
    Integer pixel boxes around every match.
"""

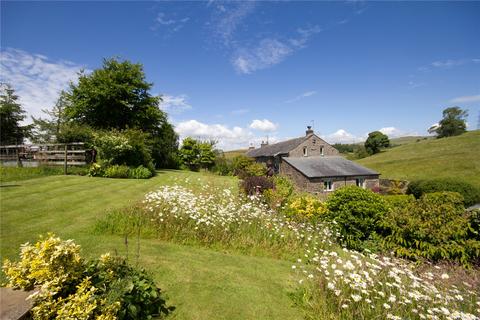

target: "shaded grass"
[0,171,302,320]
[357,130,480,189]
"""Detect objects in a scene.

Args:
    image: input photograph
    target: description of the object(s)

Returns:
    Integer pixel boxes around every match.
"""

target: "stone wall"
[289,134,339,158]
[279,159,380,196]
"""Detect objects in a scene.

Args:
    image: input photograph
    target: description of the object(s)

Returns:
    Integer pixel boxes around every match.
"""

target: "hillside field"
[356,130,480,188]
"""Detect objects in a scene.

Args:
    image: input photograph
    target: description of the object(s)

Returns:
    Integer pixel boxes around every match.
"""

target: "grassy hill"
[389,135,433,146]
[356,130,480,188]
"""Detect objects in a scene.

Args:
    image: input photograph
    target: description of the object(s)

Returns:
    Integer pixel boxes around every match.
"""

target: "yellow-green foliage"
[3,233,83,291]
[286,195,327,220]
[2,234,168,320]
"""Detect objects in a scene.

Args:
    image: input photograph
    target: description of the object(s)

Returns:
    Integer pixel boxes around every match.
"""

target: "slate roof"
[246,137,307,157]
[283,156,379,178]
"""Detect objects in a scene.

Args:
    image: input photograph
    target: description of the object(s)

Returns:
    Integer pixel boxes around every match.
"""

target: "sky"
[1,1,479,150]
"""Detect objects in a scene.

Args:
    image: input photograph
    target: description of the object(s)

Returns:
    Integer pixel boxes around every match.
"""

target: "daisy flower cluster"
[142,180,479,319]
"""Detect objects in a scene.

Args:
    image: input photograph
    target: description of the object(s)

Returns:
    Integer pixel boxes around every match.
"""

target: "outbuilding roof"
[246,136,307,157]
[282,156,379,178]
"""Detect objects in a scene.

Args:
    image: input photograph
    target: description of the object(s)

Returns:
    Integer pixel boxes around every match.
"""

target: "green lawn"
[357,130,480,188]
[0,171,302,320]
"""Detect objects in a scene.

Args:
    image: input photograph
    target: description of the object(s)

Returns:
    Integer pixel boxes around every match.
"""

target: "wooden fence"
[0,143,87,169]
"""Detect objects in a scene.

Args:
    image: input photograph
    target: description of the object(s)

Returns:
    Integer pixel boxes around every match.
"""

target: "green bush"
[407,178,480,207]
[325,186,390,250]
[231,155,265,177]
[383,194,415,209]
[2,234,170,319]
[263,175,295,210]
[212,156,233,176]
[104,165,130,179]
[380,192,480,266]
[129,165,153,179]
[94,129,154,170]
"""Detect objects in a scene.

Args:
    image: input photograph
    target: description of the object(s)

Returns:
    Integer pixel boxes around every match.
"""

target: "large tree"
[432,106,468,138]
[364,131,390,155]
[64,57,179,168]
[0,84,31,145]
[179,137,215,171]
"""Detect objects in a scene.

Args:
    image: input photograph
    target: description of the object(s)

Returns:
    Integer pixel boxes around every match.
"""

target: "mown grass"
[357,130,480,189]
[0,171,302,320]
[0,165,90,183]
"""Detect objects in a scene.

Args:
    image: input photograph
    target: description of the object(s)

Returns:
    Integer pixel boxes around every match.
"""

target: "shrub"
[383,194,415,210]
[240,176,274,195]
[468,209,480,241]
[407,178,480,207]
[2,234,170,319]
[94,129,154,170]
[231,155,265,177]
[263,175,295,210]
[380,192,480,265]
[211,155,233,176]
[129,165,153,179]
[325,186,390,250]
[285,195,327,221]
[104,165,130,179]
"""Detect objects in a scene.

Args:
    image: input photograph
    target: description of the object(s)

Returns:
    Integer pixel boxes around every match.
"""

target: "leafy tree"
[179,137,215,171]
[0,84,31,145]
[64,57,178,168]
[31,91,68,143]
[364,131,390,155]
[432,106,468,138]
[66,58,164,131]
[179,137,200,171]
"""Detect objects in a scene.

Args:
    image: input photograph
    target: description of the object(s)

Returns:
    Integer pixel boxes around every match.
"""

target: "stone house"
[246,126,380,195]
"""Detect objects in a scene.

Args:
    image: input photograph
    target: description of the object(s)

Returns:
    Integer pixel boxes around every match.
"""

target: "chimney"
[260,141,268,148]
[306,126,314,136]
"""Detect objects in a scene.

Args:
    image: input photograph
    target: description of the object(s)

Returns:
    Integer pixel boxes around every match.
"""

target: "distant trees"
[179,137,216,171]
[430,107,468,138]
[0,84,31,145]
[364,131,390,155]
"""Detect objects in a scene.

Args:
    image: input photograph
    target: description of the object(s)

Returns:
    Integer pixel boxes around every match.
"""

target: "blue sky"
[1,1,479,150]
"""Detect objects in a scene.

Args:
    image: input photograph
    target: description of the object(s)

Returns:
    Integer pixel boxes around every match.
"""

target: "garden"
[1,168,479,319]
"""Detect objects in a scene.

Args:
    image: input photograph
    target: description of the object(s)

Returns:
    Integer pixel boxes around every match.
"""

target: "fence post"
[64,144,68,175]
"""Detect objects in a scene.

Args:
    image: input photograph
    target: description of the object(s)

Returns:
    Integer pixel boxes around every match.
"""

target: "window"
[320,146,324,156]
[303,146,308,157]
[324,180,333,191]
[356,178,365,188]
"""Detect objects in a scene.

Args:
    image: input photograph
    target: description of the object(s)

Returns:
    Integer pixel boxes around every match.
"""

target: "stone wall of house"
[289,134,339,158]
[279,159,380,197]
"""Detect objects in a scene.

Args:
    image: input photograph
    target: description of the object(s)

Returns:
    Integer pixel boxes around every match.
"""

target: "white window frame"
[303,146,308,157]
[324,180,333,192]
[356,178,365,189]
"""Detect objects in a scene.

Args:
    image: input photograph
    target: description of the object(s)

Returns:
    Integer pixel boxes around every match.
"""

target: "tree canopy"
[179,137,216,171]
[364,131,390,155]
[0,84,31,145]
[31,91,68,143]
[65,58,165,131]
[64,57,179,168]
[431,106,468,138]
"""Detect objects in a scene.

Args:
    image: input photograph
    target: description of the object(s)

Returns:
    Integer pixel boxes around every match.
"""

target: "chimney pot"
[306,126,314,136]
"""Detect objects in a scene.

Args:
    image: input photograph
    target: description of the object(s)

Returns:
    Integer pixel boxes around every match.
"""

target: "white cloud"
[249,119,278,132]
[151,12,190,33]
[285,90,317,103]
[211,2,256,47]
[0,48,85,123]
[160,94,192,114]
[175,119,254,150]
[232,26,321,74]
[378,127,407,138]
[322,129,359,144]
[419,58,480,72]
[450,94,480,104]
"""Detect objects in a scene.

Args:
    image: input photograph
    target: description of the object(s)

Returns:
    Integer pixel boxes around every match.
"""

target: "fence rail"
[0,143,88,170]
